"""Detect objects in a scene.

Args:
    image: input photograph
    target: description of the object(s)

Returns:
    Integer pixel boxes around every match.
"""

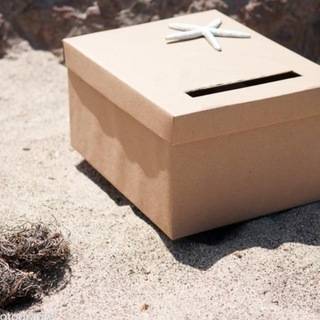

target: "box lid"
[63,10,320,145]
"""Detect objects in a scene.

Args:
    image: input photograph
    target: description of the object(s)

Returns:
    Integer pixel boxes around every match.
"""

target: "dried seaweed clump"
[0,222,71,309]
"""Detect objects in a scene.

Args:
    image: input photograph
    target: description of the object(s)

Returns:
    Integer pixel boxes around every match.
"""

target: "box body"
[68,70,320,239]
[64,10,320,239]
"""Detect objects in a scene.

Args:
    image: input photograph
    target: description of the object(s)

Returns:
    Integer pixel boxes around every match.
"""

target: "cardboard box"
[63,10,320,239]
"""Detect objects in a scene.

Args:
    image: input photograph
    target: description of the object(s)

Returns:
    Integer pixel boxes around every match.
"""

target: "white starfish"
[165,17,251,51]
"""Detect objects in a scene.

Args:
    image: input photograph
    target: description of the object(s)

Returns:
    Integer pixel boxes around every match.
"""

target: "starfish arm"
[165,29,202,41]
[207,17,222,29]
[210,28,251,38]
[168,23,200,31]
[202,29,221,51]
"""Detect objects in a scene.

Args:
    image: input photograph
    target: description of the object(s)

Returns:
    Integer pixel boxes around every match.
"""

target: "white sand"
[1,47,320,320]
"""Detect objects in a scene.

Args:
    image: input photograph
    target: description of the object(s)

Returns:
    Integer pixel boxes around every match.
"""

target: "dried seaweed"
[0,259,40,309]
[0,222,71,309]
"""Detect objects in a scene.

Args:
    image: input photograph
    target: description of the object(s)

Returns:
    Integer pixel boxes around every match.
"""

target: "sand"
[1,46,320,320]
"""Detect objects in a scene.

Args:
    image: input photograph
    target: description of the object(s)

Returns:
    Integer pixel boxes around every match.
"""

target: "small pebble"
[233,251,243,259]
[140,303,149,312]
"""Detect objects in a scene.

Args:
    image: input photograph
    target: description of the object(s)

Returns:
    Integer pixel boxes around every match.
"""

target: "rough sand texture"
[1,48,320,320]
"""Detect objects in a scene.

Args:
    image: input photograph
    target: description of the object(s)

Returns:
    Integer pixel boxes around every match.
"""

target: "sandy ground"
[1,46,320,320]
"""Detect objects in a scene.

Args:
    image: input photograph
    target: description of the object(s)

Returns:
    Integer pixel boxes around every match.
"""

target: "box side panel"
[68,70,174,237]
[171,115,320,239]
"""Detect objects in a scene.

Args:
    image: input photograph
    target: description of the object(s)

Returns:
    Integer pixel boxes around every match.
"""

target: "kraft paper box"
[63,10,320,240]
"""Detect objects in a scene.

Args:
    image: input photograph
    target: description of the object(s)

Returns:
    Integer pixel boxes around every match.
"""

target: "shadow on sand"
[77,160,320,271]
